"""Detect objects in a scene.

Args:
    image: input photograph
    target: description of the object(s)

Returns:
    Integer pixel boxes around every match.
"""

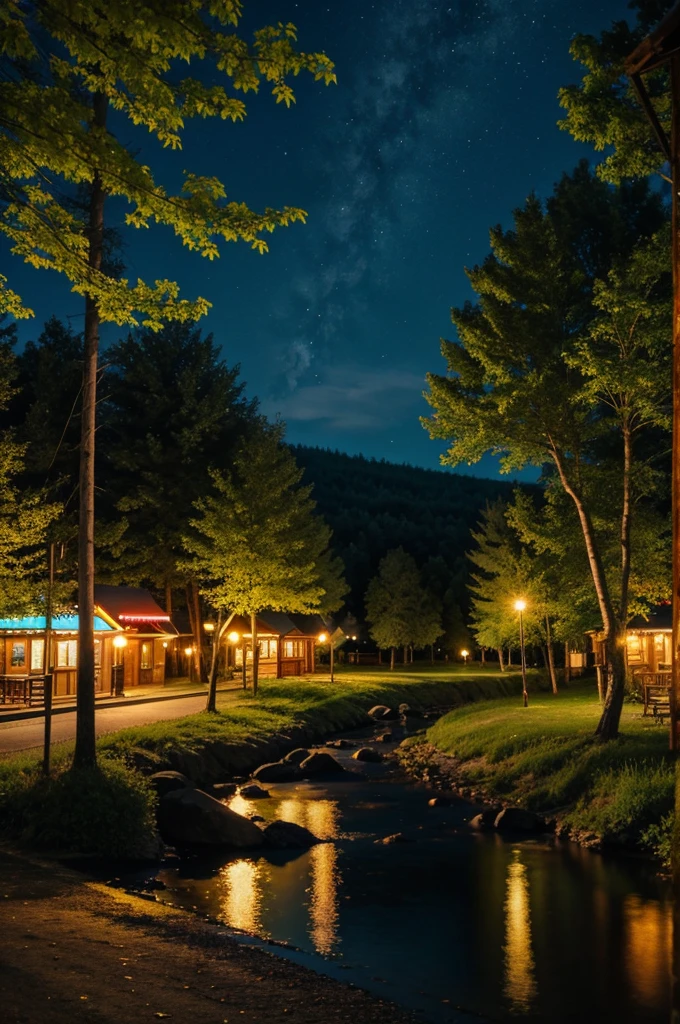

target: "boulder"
[239,783,271,799]
[211,782,237,799]
[149,771,194,799]
[247,814,265,823]
[262,819,322,849]
[352,746,383,763]
[299,751,345,775]
[399,704,422,719]
[367,705,399,721]
[375,732,393,743]
[326,738,354,750]
[379,832,413,845]
[427,796,451,808]
[252,761,301,783]
[282,748,311,765]
[469,808,501,830]
[493,807,545,832]
[157,788,265,848]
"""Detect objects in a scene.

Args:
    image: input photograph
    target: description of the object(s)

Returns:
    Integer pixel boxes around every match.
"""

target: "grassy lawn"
[423,682,675,854]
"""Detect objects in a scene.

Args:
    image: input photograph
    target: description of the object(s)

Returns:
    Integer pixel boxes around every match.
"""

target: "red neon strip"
[118,614,171,622]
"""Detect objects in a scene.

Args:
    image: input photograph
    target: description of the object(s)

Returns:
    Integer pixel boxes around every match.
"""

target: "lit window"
[11,641,26,668]
[31,639,44,672]
[56,640,77,667]
[141,643,152,669]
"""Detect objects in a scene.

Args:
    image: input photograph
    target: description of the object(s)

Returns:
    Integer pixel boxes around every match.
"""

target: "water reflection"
[218,858,267,934]
[309,842,341,955]
[503,849,537,1014]
[624,894,672,1009]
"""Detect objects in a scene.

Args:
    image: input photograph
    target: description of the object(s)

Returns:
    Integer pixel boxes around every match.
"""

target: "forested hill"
[293,446,539,618]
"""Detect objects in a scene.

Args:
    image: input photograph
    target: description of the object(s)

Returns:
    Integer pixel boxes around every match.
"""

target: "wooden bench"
[641,674,672,720]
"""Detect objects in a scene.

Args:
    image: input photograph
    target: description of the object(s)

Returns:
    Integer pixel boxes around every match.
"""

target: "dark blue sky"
[8,0,633,477]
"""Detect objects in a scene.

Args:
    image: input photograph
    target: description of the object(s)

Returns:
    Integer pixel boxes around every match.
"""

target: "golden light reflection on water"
[624,894,672,1007]
[309,841,341,955]
[503,850,537,1014]
[218,858,267,934]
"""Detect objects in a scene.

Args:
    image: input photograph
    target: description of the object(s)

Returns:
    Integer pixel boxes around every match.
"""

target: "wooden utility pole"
[42,542,55,777]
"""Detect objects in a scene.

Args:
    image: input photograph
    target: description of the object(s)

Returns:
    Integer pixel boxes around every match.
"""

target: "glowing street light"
[460,648,469,666]
[318,630,337,683]
[227,631,240,644]
[112,634,128,649]
[514,599,529,707]
[203,620,215,633]
[317,632,328,644]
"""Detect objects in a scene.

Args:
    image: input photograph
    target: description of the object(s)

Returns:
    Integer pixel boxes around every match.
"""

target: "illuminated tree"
[425,168,669,736]
[185,421,346,699]
[0,2,335,766]
[365,548,441,669]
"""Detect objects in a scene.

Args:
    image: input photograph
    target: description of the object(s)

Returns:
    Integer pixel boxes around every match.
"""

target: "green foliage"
[558,1,674,184]
[0,757,157,859]
[365,547,441,652]
[185,420,346,617]
[99,322,257,595]
[426,685,673,850]
[0,330,61,614]
[292,445,532,619]
[0,1,336,325]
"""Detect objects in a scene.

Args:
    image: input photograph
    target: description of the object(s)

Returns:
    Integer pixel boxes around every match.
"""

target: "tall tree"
[425,167,669,736]
[365,548,440,669]
[185,421,346,699]
[0,3,335,767]
[0,331,60,614]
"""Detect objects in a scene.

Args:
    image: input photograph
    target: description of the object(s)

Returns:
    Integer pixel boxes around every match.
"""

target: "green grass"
[423,683,676,853]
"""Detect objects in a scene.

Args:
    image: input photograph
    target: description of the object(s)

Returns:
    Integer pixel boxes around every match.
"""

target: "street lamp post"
[318,632,335,683]
[460,648,469,666]
[514,600,529,707]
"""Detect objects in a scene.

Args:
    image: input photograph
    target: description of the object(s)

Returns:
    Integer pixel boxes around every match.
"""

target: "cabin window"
[31,639,44,672]
[56,640,77,667]
[283,640,304,659]
[11,641,26,668]
[259,639,277,660]
[626,634,644,664]
[141,643,152,669]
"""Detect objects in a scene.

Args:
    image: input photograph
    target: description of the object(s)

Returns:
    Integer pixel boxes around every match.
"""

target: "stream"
[127,739,673,1023]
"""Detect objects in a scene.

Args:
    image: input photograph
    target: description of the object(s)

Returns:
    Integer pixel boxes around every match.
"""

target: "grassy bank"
[0,665,545,858]
[418,683,675,857]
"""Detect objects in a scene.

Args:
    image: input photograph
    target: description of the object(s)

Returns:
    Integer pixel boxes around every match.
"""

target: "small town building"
[0,585,178,700]
[224,611,325,678]
[587,604,672,675]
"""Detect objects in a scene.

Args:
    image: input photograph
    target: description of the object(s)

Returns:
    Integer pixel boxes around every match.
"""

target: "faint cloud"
[266,366,426,431]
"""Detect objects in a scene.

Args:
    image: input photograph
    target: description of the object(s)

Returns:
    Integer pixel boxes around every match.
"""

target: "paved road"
[0,694,211,753]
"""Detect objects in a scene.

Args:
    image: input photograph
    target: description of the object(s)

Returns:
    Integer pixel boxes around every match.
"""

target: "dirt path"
[0,850,415,1024]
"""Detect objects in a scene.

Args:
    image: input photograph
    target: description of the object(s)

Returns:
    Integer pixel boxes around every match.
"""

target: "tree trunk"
[545,616,558,694]
[430,643,434,665]
[564,642,571,685]
[595,630,627,739]
[551,448,623,738]
[497,647,505,672]
[507,648,512,666]
[251,611,259,696]
[74,92,107,772]
[403,645,408,666]
[206,610,223,712]
[481,647,486,665]
[185,579,207,684]
[390,647,395,670]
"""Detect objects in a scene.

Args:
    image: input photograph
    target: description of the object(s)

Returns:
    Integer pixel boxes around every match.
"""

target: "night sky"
[8,0,634,477]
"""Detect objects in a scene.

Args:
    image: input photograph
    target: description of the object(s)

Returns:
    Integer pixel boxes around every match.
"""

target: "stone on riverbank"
[240,783,271,799]
[252,761,301,783]
[262,819,322,849]
[352,747,383,763]
[427,796,451,808]
[368,705,399,721]
[378,832,412,844]
[211,782,237,799]
[326,738,355,749]
[282,748,311,765]
[149,771,194,798]
[375,732,393,743]
[299,751,345,775]
[493,807,545,832]
[157,788,265,848]
[469,809,500,830]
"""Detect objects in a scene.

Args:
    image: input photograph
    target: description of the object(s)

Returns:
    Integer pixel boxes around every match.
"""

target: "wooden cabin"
[0,585,178,700]
[587,603,672,675]
[225,611,325,678]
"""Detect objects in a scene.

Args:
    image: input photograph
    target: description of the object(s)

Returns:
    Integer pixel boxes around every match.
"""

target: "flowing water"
[141,748,672,1023]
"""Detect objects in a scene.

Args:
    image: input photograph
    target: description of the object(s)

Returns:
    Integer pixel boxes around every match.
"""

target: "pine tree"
[365,548,440,669]
[184,421,346,700]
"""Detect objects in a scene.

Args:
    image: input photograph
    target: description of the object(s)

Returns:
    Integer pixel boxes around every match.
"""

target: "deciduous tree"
[0,2,335,766]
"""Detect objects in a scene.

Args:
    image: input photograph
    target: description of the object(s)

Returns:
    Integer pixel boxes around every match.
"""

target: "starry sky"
[8,0,635,477]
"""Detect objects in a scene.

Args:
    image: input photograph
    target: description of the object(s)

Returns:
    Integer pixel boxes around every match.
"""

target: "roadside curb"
[0,686,233,724]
